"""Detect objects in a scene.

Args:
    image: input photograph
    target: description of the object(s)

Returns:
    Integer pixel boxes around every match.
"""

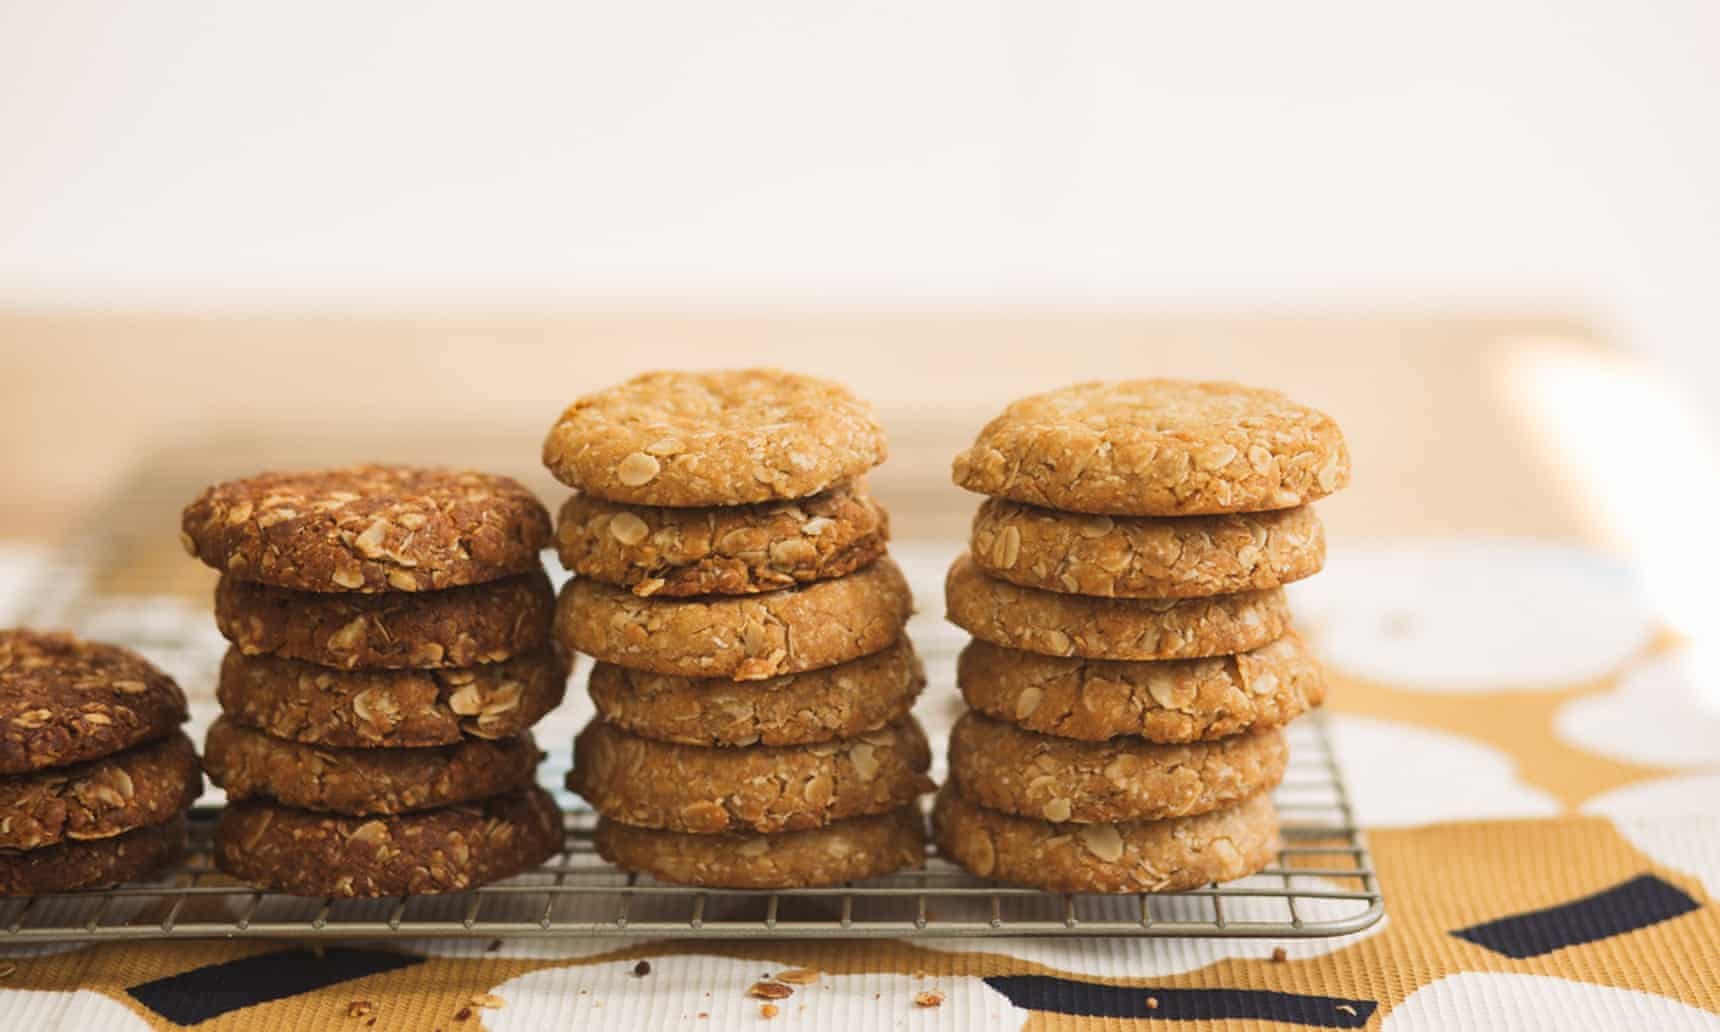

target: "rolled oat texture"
[945,553,1289,661]
[952,379,1348,516]
[557,556,913,680]
[588,636,925,747]
[0,815,188,896]
[971,499,1324,599]
[182,464,551,592]
[570,717,933,834]
[215,570,554,670]
[958,634,1325,743]
[0,630,188,774]
[0,732,201,850]
[933,783,1278,894]
[555,480,888,596]
[542,369,887,506]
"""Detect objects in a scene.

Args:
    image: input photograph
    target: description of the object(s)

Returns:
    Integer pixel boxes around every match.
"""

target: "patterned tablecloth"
[1,538,1717,1031]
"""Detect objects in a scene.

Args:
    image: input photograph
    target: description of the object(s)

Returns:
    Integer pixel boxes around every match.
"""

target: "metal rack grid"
[5,475,1384,944]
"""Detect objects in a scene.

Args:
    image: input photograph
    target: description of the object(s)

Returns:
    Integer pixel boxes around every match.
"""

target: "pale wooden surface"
[0,309,1613,596]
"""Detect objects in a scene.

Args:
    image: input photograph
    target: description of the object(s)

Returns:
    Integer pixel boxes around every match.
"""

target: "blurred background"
[2,2,1718,636]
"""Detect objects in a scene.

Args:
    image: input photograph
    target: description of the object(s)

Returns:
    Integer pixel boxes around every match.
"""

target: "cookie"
[181,464,551,592]
[945,554,1288,661]
[952,379,1349,516]
[949,712,1287,823]
[570,718,933,834]
[0,630,188,774]
[594,806,926,889]
[0,732,200,850]
[542,369,888,507]
[216,646,567,748]
[0,815,187,896]
[555,480,889,597]
[204,717,540,815]
[557,557,912,681]
[971,499,1324,599]
[933,784,1278,894]
[958,634,1325,743]
[587,637,924,748]
[214,786,562,897]
[215,570,554,670]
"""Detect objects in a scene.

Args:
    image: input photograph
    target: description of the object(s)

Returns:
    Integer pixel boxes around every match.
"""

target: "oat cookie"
[214,786,562,897]
[972,500,1323,599]
[952,379,1349,516]
[0,815,187,896]
[182,465,551,592]
[216,647,567,748]
[959,634,1325,743]
[949,712,1286,823]
[0,732,200,851]
[558,557,912,681]
[946,554,1288,661]
[594,806,926,889]
[933,784,1278,894]
[0,630,188,774]
[570,718,933,834]
[205,718,539,815]
[215,570,553,670]
[588,637,923,748]
[543,370,888,507]
[556,481,889,597]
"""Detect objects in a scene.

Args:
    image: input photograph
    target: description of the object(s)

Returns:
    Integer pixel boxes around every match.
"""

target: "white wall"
[1,1,1716,369]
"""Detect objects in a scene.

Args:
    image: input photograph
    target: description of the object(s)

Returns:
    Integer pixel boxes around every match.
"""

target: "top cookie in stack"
[935,380,1349,893]
[182,466,566,897]
[546,370,932,889]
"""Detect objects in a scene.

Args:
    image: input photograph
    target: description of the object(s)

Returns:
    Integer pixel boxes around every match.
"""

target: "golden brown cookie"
[215,570,554,670]
[0,813,188,896]
[587,637,924,747]
[214,786,562,897]
[0,732,200,851]
[594,806,926,889]
[570,718,933,834]
[958,634,1325,743]
[0,630,188,774]
[971,499,1324,599]
[945,554,1288,661]
[542,369,888,507]
[216,646,568,748]
[204,718,540,815]
[557,557,913,681]
[182,464,551,592]
[948,712,1287,823]
[933,784,1278,893]
[952,379,1349,516]
[555,480,889,597]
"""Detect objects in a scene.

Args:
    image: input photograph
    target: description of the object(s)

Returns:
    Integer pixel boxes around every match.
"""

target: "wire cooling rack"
[4,467,1383,944]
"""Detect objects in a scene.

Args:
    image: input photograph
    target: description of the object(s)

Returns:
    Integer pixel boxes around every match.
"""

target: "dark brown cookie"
[587,637,924,747]
[0,814,187,896]
[555,480,889,597]
[205,718,540,815]
[214,786,563,897]
[214,570,554,670]
[0,630,188,774]
[216,646,568,748]
[182,464,552,592]
[594,806,926,889]
[0,732,201,850]
[570,718,933,834]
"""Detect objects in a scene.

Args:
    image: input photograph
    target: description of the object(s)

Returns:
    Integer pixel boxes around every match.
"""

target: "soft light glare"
[1508,343,1720,708]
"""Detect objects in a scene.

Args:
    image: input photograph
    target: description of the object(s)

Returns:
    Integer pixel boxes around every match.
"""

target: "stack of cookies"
[181,466,567,897]
[545,370,932,888]
[0,630,201,895]
[935,380,1349,893]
